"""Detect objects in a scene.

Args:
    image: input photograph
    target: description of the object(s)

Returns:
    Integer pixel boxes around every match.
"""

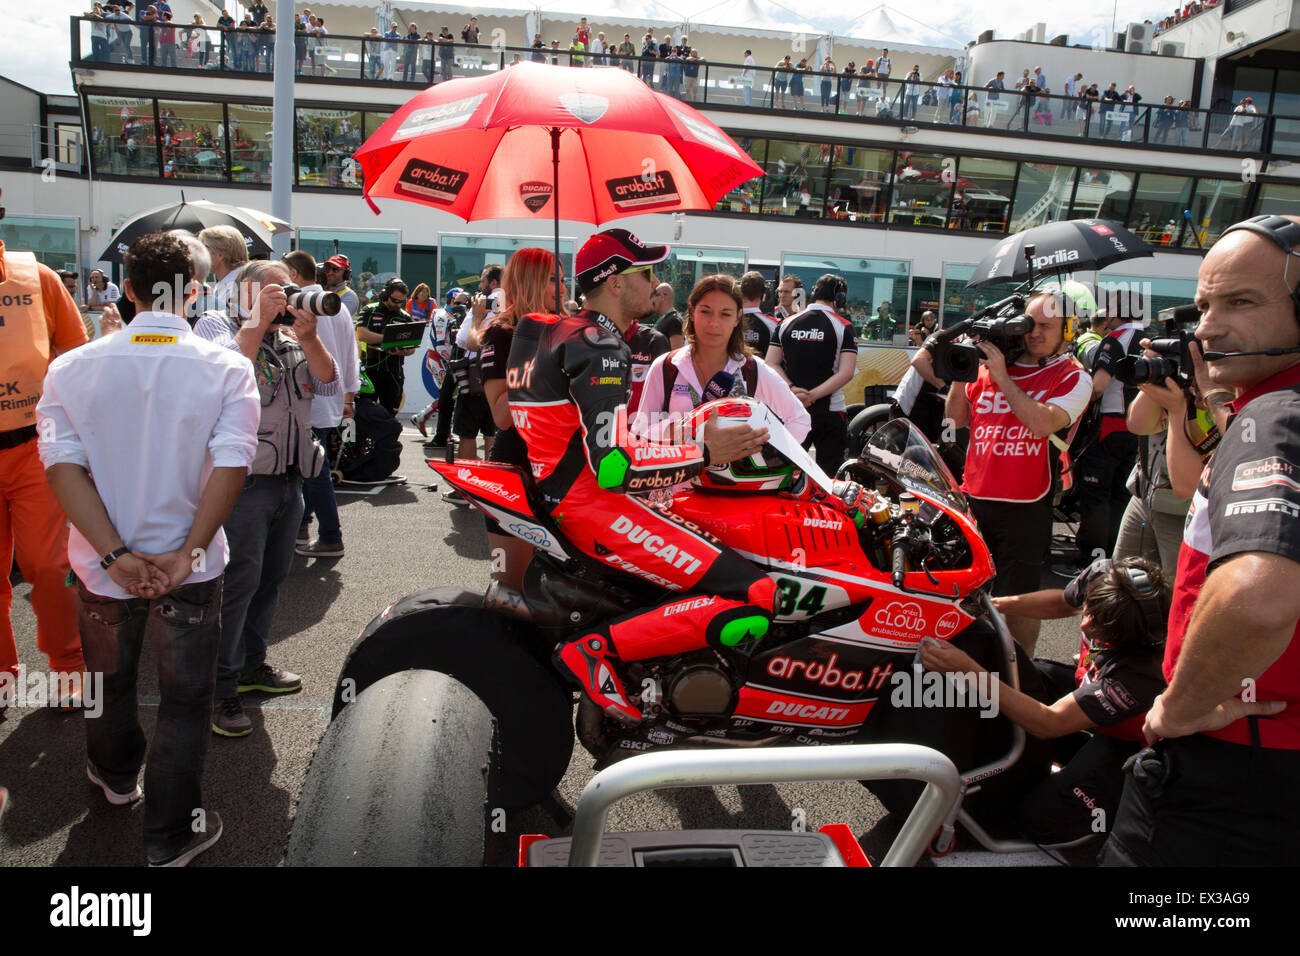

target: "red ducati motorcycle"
[287,399,1025,865]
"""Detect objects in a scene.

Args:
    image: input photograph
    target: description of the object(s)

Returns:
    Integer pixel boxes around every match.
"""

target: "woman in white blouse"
[636,273,810,446]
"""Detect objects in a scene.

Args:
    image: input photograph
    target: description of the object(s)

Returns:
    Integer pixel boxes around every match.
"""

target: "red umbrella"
[355,62,763,304]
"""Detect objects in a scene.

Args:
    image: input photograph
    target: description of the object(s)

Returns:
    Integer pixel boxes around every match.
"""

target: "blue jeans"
[78,576,223,863]
[215,473,303,699]
[301,426,342,544]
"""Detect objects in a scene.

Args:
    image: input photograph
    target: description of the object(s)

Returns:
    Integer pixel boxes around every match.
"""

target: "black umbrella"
[968,219,1155,288]
[96,196,291,264]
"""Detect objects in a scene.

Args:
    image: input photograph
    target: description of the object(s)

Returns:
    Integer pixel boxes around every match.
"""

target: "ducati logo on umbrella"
[559,93,609,124]
[394,94,486,141]
[520,181,553,213]
[396,158,470,204]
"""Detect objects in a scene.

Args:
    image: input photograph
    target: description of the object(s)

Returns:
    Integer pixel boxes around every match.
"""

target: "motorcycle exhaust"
[539,572,631,619]
[483,582,534,622]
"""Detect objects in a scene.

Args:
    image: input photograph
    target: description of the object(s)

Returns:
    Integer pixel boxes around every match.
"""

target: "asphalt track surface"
[0,430,1083,867]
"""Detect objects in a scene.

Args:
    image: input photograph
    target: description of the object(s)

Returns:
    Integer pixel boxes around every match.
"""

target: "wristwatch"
[100,546,130,570]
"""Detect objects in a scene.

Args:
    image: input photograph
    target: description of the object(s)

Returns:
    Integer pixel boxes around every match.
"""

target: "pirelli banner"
[846,343,915,403]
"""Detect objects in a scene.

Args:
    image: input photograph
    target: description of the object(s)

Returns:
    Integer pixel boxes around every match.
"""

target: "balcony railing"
[69,15,1294,160]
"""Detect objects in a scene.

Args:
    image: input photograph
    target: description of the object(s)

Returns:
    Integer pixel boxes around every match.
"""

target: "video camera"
[271,284,341,324]
[448,301,468,324]
[1113,304,1199,388]
[925,293,1034,383]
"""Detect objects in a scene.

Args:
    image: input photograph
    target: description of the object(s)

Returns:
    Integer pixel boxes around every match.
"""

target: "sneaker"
[297,522,311,544]
[442,489,470,506]
[148,810,223,867]
[428,435,449,448]
[409,413,428,438]
[296,538,345,558]
[238,663,302,695]
[212,696,253,737]
[557,636,642,726]
[86,760,142,806]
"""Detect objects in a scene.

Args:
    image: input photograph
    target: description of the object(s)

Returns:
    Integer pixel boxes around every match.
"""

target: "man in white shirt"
[742,49,756,107]
[197,224,249,311]
[37,232,259,866]
[282,250,359,557]
[86,270,121,309]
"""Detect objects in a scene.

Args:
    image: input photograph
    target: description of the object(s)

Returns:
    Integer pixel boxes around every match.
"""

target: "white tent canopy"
[836,5,964,56]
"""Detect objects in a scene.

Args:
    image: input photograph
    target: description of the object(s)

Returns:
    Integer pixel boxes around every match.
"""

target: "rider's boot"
[557,634,643,726]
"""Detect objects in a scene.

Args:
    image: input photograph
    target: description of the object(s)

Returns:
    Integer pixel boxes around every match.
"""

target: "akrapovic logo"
[606,171,681,211]
[396,158,470,204]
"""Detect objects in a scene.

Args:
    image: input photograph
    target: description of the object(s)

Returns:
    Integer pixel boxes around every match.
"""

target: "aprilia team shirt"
[962,353,1092,502]
[742,307,780,356]
[775,303,858,414]
[1167,364,1300,749]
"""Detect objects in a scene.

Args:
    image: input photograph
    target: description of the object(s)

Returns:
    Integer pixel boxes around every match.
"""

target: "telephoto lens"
[289,288,342,316]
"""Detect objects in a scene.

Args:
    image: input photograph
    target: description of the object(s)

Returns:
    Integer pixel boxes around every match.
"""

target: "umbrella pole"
[551,126,562,314]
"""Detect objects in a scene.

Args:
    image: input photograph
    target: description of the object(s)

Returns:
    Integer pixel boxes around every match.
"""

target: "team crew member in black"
[739,270,780,356]
[1101,215,1300,866]
[765,274,859,475]
[925,557,1170,845]
[480,247,563,590]
[652,281,684,348]
[623,309,671,411]
[354,277,415,415]
[506,229,776,726]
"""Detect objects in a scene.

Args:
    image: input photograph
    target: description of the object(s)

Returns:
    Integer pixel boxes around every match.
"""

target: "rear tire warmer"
[332,588,575,810]
[286,670,493,866]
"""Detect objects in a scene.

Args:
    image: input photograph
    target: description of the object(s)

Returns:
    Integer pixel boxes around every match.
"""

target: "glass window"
[0,215,79,272]
[712,136,766,215]
[1127,173,1193,247]
[86,95,158,178]
[1233,67,1274,113]
[781,253,910,343]
[1258,183,1300,218]
[941,263,1022,330]
[298,228,402,305]
[364,110,394,140]
[659,247,748,312]
[757,140,829,218]
[227,103,274,184]
[297,107,363,188]
[1009,162,1074,231]
[910,276,940,330]
[825,146,892,223]
[1106,274,1198,319]
[437,234,576,305]
[1070,167,1133,222]
[157,99,226,180]
[1181,178,1251,249]
[887,151,955,229]
[952,156,1014,233]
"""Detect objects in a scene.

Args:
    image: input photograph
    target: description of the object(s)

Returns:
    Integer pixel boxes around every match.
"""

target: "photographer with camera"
[410,286,465,441]
[1073,291,1148,565]
[1101,215,1300,866]
[943,290,1093,655]
[194,261,340,737]
[354,277,416,416]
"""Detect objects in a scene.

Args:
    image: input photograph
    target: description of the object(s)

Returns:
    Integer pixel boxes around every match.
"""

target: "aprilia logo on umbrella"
[520,181,552,213]
[396,159,470,204]
[607,170,680,211]
[393,94,486,140]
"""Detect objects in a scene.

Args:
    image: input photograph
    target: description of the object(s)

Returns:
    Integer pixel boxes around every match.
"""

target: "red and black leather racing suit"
[507,308,775,721]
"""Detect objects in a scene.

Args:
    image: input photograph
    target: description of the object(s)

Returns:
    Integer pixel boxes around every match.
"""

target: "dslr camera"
[926,293,1033,383]
[1113,305,1198,388]
[272,284,342,324]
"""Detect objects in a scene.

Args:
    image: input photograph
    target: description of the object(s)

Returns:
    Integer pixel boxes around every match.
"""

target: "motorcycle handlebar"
[891,536,908,589]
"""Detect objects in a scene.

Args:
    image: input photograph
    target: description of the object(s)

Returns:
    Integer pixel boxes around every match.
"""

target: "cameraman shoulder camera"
[944,290,1092,655]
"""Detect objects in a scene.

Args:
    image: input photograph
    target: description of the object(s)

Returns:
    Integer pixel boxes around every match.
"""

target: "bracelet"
[100,546,130,570]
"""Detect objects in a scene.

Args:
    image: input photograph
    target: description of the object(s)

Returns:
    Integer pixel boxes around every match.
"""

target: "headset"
[1114,557,1167,646]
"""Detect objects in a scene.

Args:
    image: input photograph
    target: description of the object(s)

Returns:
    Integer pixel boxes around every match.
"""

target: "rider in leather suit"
[506,229,777,725]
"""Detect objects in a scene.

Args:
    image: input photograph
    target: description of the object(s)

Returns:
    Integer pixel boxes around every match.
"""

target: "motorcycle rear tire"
[286,670,494,866]
[333,588,574,810]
